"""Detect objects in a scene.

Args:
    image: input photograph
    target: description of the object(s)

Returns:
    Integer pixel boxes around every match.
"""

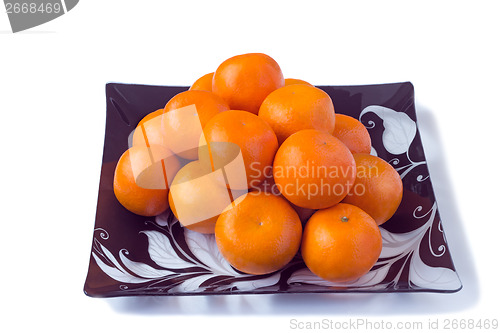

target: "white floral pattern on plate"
[93,214,283,293]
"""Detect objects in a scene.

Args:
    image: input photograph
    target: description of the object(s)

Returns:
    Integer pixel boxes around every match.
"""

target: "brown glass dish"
[84,82,461,297]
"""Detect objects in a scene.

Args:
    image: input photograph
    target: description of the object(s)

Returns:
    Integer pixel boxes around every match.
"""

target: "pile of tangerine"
[113,53,403,283]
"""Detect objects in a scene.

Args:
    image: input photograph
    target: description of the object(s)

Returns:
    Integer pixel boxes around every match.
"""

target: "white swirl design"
[90,211,282,294]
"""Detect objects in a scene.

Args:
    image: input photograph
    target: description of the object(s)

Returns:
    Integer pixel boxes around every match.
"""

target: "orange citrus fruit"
[133,90,229,160]
[250,172,316,224]
[163,90,229,126]
[258,84,335,145]
[189,72,214,91]
[136,108,164,128]
[212,53,284,114]
[168,159,246,234]
[200,110,278,189]
[332,114,372,154]
[284,78,313,86]
[342,153,403,225]
[301,203,382,283]
[113,145,180,216]
[215,192,302,275]
[273,129,356,209]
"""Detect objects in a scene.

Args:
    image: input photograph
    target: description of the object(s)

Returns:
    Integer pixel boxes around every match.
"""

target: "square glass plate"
[84,82,462,297]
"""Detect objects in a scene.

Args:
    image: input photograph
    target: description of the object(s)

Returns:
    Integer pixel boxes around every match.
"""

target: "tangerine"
[212,53,284,114]
[301,203,382,283]
[333,114,372,154]
[284,78,313,86]
[273,129,356,209]
[189,72,214,91]
[168,159,246,234]
[200,110,278,189]
[342,153,403,225]
[258,84,335,145]
[215,192,302,275]
[113,145,180,216]
[250,172,316,224]
[133,90,229,160]
[136,108,164,128]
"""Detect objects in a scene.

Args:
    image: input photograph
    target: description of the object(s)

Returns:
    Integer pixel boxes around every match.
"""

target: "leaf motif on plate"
[168,273,217,293]
[140,230,194,269]
[92,242,152,284]
[360,105,417,155]
[184,229,238,276]
[91,223,283,293]
[218,272,282,292]
[287,264,390,289]
[118,249,173,278]
[409,251,462,290]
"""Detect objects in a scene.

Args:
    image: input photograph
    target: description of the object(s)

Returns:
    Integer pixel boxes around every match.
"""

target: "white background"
[1,1,499,332]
